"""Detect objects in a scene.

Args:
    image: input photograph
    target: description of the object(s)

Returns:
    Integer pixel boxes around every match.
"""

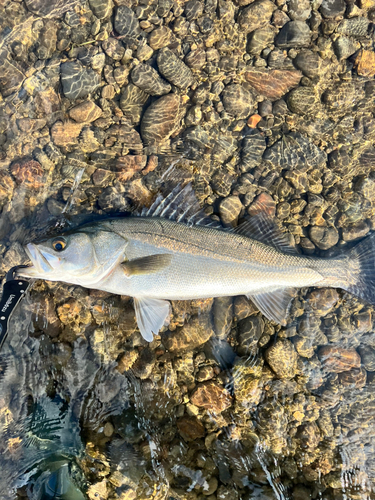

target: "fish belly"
[97,252,323,300]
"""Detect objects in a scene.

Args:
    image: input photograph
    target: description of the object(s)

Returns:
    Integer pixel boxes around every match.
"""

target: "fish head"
[20,225,128,286]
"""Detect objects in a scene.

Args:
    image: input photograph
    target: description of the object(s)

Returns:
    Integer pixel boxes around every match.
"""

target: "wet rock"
[0,172,15,206]
[120,83,149,125]
[287,87,319,115]
[319,0,346,18]
[241,130,267,171]
[307,289,339,316]
[213,297,233,339]
[354,50,375,78]
[10,159,43,189]
[185,48,206,69]
[131,64,171,96]
[234,296,259,321]
[157,48,194,89]
[69,101,102,123]
[353,310,372,333]
[131,348,156,379]
[339,367,367,388]
[222,84,253,119]
[114,5,140,37]
[0,51,24,97]
[36,20,58,60]
[309,226,339,250]
[89,0,112,19]
[102,38,125,60]
[51,121,83,147]
[219,196,243,226]
[237,315,264,356]
[244,69,301,99]
[358,346,375,371]
[247,27,276,55]
[98,187,131,212]
[342,221,369,242]
[337,17,370,37]
[322,83,358,113]
[61,61,100,100]
[163,315,213,353]
[190,381,232,413]
[24,0,76,16]
[265,340,298,379]
[333,36,360,60]
[238,0,276,33]
[177,416,205,440]
[196,366,214,382]
[233,357,263,405]
[264,133,326,170]
[141,94,185,147]
[294,337,315,358]
[288,0,311,21]
[115,155,147,182]
[318,346,361,373]
[148,26,172,50]
[276,21,311,48]
[117,349,139,373]
[293,50,322,78]
[185,0,204,20]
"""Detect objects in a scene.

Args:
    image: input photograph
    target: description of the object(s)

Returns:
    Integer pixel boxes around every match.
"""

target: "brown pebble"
[141,94,185,146]
[177,415,206,440]
[247,114,262,128]
[265,339,298,379]
[318,346,361,373]
[69,101,102,123]
[245,69,302,99]
[10,159,43,189]
[354,50,375,77]
[115,155,147,182]
[339,367,367,388]
[248,193,276,217]
[51,121,83,147]
[190,381,232,413]
[219,196,243,225]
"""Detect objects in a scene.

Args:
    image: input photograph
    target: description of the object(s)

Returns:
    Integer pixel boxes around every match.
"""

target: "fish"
[18,184,375,342]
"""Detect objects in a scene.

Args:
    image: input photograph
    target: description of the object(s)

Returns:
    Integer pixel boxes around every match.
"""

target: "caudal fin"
[343,232,375,305]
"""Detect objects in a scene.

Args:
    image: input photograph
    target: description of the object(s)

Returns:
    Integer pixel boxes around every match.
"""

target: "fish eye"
[52,238,67,252]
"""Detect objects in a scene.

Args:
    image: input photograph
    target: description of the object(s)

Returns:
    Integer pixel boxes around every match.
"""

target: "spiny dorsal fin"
[141,184,222,228]
[122,254,172,276]
[247,288,297,325]
[234,212,298,255]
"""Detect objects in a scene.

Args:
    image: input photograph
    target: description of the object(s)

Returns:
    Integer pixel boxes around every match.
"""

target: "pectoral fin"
[134,297,171,341]
[247,288,297,325]
[122,254,172,277]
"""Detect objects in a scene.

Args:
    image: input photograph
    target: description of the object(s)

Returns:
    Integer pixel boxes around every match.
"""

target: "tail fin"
[343,232,375,305]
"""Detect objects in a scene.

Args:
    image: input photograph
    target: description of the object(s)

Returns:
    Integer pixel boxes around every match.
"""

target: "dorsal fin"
[234,211,298,255]
[141,184,222,228]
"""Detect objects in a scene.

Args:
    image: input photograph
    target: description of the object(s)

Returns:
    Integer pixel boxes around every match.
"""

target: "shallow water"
[1,0,375,499]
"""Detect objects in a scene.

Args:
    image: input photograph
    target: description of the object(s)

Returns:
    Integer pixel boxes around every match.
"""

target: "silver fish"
[19,185,375,341]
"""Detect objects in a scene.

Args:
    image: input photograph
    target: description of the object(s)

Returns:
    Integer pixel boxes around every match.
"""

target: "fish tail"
[341,232,375,305]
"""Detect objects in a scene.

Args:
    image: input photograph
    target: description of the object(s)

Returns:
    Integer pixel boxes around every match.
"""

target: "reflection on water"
[1,0,375,498]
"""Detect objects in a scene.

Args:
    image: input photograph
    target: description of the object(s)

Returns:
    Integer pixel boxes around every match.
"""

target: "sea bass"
[19,185,375,341]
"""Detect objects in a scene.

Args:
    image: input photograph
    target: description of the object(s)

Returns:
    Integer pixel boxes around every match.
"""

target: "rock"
[307,289,339,316]
[319,0,346,18]
[177,416,205,440]
[219,196,243,225]
[234,296,259,321]
[337,17,370,37]
[157,48,194,89]
[162,315,213,352]
[294,337,315,358]
[309,226,339,250]
[87,480,108,500]
[287,87,319,115]
[131,348,156,379]
[190,381,232,413]
[0,171,15,205]
[244,69,302,99]
[185,48,206,69]
[288,0,311,21]
[237,0,276,33]
[60,61,100,100]
[342,221,369,242]
[333,36,360,60]
[102,37,125,60]
[276,21,311,48]
[237,315,264,356]
[88,0,112,19]
[148,26,172,50]
[141,94,185,147]
[265,340,298,379]
[264,133,326,170]
[114,5,140,37]
[293,50,322,78]
[196,366,214,382]
[69,101,102,122]
[10,159,43,189]
[241,130,267,171]
[354,50,375,78]
[24,0,76,16]
[358,346,375,371]
[323,83,359,113]
[185,0,204,20]
[339,367,367,388]
[51,121,83,147]
[318,346,361,373]
[213,296,233,339]
[0,52,24,97]
[117,349,139,373]
[115,155,147,182]
[131,64,171,96]
[247,27,276,55]
[222,84,253,118]
[120,83,149,125]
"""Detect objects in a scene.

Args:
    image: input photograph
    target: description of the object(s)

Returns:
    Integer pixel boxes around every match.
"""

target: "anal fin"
[247,288,297,325]
[134,297,171,341]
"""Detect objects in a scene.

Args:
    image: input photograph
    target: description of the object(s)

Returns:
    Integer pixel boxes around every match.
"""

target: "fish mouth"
[19,243,59,277]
